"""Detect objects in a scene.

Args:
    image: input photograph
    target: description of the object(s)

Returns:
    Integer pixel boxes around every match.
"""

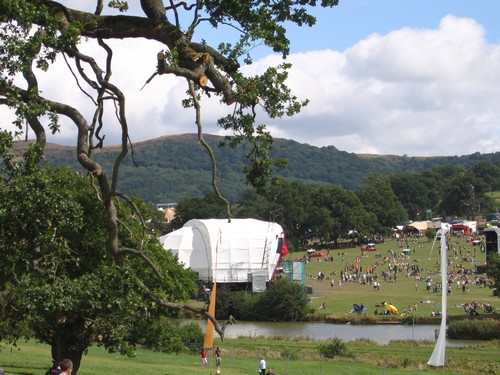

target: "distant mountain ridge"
[14,134,500,203]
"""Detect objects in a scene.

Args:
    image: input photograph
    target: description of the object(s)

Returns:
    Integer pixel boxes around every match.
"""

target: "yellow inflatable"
[386,304,398,315]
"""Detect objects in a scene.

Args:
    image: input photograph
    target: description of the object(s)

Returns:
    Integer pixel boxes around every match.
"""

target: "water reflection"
[218,321,433,343]
[190,320,485,347]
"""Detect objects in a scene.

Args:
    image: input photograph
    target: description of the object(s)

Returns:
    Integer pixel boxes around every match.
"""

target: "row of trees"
[174,161,500,249]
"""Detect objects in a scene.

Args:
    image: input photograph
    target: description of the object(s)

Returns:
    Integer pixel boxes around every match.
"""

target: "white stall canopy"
[160,218,286,284]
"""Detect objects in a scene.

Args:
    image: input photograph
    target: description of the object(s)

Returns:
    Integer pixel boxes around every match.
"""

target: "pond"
[191,320,485,347]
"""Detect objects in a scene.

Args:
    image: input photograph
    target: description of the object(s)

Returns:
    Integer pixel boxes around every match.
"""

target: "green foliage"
[215,279,309,322]
[425,228,437,241]
[487,255,500,293]
[214,286,248,320]
[356,173,408,233]
[0,165,197,360]
[174,192,228,228]
[255,278,309,322]
[389,173,433,220]
[311,185,376,243]
[439,170,494,219]
[447,319,500,340]
[32,136,500,206]
[141,318,203,354]
[317,337,350,358]
[203,1,339,58]
[177,322,205,354]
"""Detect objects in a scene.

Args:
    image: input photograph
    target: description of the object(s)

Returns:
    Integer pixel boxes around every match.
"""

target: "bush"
[217,279,310,322]
[141,318,203,354]
[256,278,309,321]
[318,337,350,358]
[178,322,204,354]
[215,286,248,320]
[425,228,437,241]
[447,318,500,340]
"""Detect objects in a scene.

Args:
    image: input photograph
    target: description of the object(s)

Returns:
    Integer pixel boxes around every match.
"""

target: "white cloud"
[2,14,500,157]
[263,15,500,156]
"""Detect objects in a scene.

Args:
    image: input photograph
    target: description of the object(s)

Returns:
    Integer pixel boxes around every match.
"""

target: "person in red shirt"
[201,348,208,368]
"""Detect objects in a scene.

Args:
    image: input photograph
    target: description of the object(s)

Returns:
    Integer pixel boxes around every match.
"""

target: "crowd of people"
[306,232,495,316]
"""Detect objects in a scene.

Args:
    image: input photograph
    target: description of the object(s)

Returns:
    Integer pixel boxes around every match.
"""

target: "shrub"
[215,286,247,320]
[257,278,309,321]
[230,278,310,322]
[317,337,350,358]
[178,322,204,354]
[447,318,500,340]
[141,318,203,354]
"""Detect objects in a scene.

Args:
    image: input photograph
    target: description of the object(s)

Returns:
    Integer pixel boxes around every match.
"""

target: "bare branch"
[187,79,232,220]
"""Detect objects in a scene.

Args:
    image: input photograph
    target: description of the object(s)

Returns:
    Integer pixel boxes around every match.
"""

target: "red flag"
[281,233,288,257]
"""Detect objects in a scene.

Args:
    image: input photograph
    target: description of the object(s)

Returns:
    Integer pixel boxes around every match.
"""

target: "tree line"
[174,161,500,250]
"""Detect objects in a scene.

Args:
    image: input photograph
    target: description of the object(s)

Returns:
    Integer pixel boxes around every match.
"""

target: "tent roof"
[406,221,428,232]
[160,218,284,283]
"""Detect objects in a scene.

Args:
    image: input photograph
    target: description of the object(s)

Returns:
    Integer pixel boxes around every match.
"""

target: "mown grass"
[293,235,497,320]
[2,338,500,375]
[1,236,499,374]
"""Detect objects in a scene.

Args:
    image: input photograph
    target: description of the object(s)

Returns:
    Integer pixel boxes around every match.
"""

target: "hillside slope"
[12,134,500,203]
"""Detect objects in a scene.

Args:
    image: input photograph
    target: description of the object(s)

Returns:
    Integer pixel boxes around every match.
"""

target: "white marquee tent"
[159,218,285,284]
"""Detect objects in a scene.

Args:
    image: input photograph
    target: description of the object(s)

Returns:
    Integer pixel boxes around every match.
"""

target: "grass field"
[1,338,500,375]
[1,234,499,375]
[294,235,497,320]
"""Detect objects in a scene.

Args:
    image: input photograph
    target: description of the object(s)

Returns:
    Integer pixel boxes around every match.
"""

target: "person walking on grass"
[259,357,266,375]
[215,346,222,368]
[201,347,208,368]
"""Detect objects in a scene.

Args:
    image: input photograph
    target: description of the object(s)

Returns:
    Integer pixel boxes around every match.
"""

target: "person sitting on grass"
[59,359,73,375]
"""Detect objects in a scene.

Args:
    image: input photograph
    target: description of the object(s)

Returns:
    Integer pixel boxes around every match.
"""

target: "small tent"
[160,218,286,284]
[404,221,429,236]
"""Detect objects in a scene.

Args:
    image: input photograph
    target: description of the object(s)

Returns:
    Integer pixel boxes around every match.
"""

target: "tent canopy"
[404,221,428,234]
[160,218,284,283]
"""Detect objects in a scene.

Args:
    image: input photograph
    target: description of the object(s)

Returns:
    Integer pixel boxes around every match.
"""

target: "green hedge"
[447,318,500,340]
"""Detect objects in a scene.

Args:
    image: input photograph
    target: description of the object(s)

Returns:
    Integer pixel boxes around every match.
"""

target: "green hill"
[14,134,500,203]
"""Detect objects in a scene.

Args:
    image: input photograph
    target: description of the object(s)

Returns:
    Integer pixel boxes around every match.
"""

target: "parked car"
[362,243,376,251]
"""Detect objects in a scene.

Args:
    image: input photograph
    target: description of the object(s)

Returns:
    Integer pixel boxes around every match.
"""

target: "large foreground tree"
[0,163,199,373]
[0,0,339,370]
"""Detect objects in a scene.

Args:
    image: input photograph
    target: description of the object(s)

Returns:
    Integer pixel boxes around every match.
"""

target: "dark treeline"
[174,163,500,251]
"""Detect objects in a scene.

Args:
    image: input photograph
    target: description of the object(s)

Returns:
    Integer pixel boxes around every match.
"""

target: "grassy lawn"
[1,338,500,375]
[1,235,499,375]
[295,235,496,320]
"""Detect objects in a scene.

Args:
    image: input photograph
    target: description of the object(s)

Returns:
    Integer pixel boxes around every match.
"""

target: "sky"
[2,0,500,157]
